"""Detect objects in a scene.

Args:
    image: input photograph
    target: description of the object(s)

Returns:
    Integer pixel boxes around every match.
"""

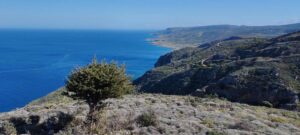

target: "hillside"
[151,23,300,49]
[1,31,300,135]
[135,31,300,111]
[1,89,300,135]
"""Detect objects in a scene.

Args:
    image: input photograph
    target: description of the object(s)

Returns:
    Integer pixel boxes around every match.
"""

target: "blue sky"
[0,0,300,30]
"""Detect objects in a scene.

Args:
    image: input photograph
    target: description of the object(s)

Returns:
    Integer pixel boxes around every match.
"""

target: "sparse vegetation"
[135,31,300,111]
[136,110,158,127]
[204,94,219,99]
[0,122,17,135]
[206,130,226,135]
[269,116,288,123]
[1,94,300,134]
[262,101,273,108]
[28,88,74,107]
[229,121,256,131]
[202,119,214,128]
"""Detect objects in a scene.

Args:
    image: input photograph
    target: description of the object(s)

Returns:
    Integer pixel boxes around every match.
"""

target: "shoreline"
[151,41,180,50]
[0,31,171,113]
[147,37,181,50]
[147,33,197,50]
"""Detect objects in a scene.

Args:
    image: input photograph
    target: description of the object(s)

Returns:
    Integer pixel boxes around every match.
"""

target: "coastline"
[151,40,180,50]
[0,30,171,113]
[147,34,197,50]
[147,37,182,50]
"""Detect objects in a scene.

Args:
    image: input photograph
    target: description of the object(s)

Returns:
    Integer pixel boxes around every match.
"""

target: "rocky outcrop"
[135,32,300,111]
[154,47,198,67]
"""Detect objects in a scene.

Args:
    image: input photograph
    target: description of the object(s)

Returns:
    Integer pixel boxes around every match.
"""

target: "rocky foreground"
[1,89,300,135]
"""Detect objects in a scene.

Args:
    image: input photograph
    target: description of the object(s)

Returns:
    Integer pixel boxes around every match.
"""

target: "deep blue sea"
[0,29,170,112]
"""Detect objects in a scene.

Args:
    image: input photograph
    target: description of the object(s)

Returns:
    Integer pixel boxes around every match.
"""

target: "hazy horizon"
[1,22,300,31]
[1,0,300,30]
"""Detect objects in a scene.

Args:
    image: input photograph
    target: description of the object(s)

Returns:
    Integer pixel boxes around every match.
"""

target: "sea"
[0,29,170,112]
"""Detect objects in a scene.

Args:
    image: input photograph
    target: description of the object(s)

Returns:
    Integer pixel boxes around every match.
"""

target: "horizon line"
[1,22,300,31]
[0,27,162,31]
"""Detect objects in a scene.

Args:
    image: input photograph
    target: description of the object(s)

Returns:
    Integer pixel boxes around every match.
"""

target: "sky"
[0,0,300,30]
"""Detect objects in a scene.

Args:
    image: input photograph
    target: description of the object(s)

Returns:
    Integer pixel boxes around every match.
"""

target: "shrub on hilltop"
[66,57,134,110]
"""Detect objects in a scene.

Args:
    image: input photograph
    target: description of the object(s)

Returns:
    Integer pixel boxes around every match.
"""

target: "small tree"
[66,57,134,110]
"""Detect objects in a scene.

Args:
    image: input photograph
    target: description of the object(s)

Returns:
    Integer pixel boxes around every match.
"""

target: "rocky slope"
[0,88,89,135]
[152,23,300,49]
[135,32,300,111]
[1,89,300,135]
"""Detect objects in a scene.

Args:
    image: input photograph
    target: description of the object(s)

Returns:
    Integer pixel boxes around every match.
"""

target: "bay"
[0,29,169,112]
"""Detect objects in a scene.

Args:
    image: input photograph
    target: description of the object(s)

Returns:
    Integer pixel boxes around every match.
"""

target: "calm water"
[0,29,169,112]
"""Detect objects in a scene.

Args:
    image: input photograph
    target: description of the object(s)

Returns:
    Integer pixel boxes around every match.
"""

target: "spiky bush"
[66,58,134,108]
[136,110,158,127]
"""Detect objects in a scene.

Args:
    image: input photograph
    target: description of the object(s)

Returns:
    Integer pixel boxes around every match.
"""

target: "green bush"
[136,110,158,127]
[206,131,226,135]
[66,57,134,108]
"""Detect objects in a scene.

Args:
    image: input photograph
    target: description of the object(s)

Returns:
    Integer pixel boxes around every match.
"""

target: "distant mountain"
[152,23,300,49]
[135,31,300,111]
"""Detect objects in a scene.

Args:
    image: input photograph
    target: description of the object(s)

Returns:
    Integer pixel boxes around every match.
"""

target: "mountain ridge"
[152,23,300,49]
[136,31,300,111]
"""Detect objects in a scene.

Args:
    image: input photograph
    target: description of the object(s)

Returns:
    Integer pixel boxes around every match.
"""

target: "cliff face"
[135,32,300,111]
[152,23,300,49]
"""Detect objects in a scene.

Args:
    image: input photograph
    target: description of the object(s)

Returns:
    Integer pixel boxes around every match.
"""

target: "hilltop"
[152,23,300,49]
[135,31,300,111]
[0,88,299,135]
